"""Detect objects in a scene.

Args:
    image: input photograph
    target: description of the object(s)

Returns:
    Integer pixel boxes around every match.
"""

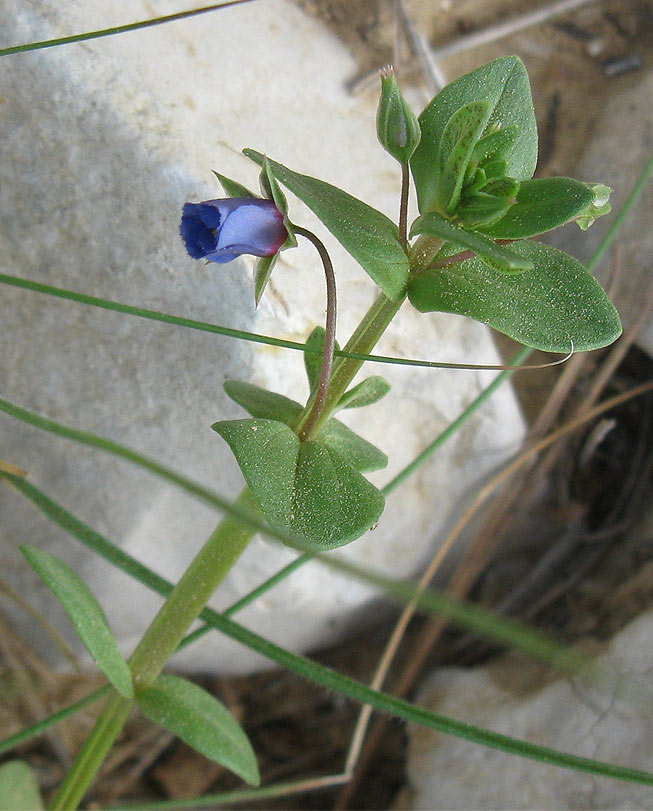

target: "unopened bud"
[376,66,421,165]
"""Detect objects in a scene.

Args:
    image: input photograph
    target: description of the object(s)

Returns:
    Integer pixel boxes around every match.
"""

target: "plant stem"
[292,226,338,441]
[52,233,444,808]
[50,490,260,808]
[301,233,445,437]
[49,692,132,810]
[399,162,410,249]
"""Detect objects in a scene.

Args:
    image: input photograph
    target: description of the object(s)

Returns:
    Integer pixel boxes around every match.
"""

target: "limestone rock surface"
[400,610,653,809]
[0,1,525,673]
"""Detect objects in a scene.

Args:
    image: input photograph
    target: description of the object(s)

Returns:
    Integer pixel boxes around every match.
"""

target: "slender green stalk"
[399,163,410,249]
[0,1,257,58]
[50,693,132,810]
[0,686,111,756]
[0,272,534,372]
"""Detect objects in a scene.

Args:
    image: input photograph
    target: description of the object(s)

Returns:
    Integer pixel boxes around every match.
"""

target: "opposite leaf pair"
[213,328,391,550]
[21,546,260,787]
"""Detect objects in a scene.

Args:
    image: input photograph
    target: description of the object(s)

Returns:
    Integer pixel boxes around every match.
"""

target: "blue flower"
[180,197,287,264]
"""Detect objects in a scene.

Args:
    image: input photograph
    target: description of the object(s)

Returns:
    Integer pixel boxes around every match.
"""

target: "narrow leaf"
[243,149,410,301]
[137,674,259,786]
[211,419,385,549]
[437,100,491,214]
[0,761,44,811]
[412,56,537,213]
[223,380,302,425]
[408,240,622,352]
[410,212,533,271]
[481,177,595,239]
[337,376,391,410]
[20,546,133,698]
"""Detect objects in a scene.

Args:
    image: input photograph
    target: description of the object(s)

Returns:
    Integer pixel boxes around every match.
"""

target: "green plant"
[3,12,651,807]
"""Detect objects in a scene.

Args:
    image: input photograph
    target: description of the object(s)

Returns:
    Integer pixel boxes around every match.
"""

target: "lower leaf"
[136,674,259,786]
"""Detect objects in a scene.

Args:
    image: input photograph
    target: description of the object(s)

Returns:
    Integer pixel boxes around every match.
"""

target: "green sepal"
[213,171,258,199]
[20,545,133,698]
[407,240,622,352]
[252,253,277,308]
[304,326,340,398]
[211,418,385,549]
[0,761,44,811]
[409,212,533,272]
[412,56,538,214]
[260,158,298,248]
[136,674,260,786]
[437,100,492,215]
[481,177,596,239]
[337,376,391,410]
[243,149,410,301]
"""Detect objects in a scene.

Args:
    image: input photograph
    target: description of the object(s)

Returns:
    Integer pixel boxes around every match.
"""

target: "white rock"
[0,1,525,673]
[400,610,653,809]
[550,68,653,357]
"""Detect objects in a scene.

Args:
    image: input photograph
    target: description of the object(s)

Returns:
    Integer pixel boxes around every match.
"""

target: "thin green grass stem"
[0,685,111,756]
[0,273,521,372]
[0,2,257,58]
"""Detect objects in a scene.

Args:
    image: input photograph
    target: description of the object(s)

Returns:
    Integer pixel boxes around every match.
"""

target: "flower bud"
[376,66,421,165]
[180,198,287,264]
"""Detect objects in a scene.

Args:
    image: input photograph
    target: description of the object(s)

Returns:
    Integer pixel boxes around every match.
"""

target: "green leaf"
[437,100,492,214]
[20,546,133,698]
[224,380,302,425]
[136,674,259,786]
[408,240,622,352]
[211,419,385,549]
[481,177,595,239]
[410,212,533,272]
[212,171,258,199]
[252,253,277,307]
[455,193,514,230]
[319,419,388,473]
[412,56,538,213]
[470,124,519,163]
[303,326,340,398]
[243,149,410,301]
[0,761,44,811]
[337,376,391,410]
